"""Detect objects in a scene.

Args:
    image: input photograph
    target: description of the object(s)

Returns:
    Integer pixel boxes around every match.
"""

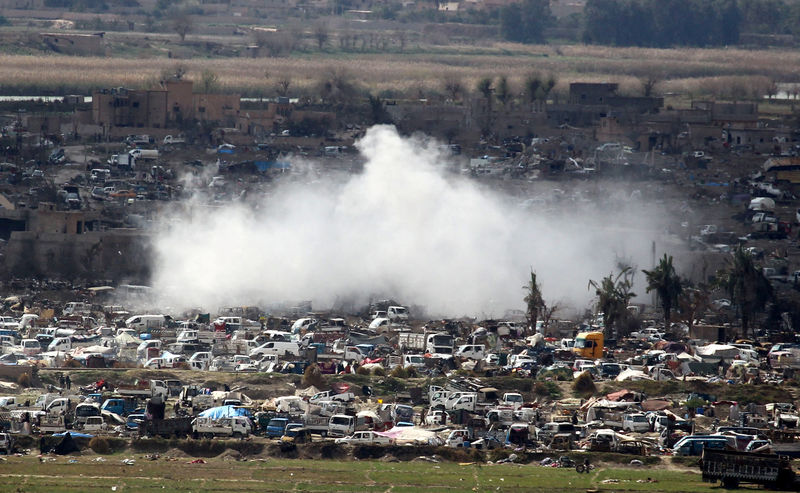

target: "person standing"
[65,375,71,390]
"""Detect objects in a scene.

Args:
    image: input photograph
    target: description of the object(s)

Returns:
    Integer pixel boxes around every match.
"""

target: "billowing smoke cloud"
[151,125,670,318]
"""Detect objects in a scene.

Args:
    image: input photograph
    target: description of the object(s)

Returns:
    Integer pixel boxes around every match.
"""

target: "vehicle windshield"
[574,338,592,349]
[76,406,99,417]
[331,417,351,425]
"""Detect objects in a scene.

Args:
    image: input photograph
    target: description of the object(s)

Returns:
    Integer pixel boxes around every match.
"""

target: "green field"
[0,456,735,492]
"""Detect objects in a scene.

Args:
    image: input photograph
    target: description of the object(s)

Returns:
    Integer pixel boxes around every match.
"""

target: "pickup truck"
[193,416,251,439]
[140,417,193,438]
[309,391,355,405]
[0,396,24,409]
[386,354,426,370]
[302,414,331,435]
[163,135,186,145]
[335,431,393,445]
[101,398,140,416]
[266,417,289,438]
[116,380,168,400]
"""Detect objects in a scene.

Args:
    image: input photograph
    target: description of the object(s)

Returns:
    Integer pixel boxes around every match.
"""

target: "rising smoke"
[150,125,670,318]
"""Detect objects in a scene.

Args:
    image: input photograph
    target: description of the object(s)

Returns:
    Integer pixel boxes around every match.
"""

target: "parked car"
[334,431,393,445]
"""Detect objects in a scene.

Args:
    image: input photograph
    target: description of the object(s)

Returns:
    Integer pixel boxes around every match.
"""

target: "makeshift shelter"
[52,432,82,455]
[375,426,439,445]
[615,369,653,381]
[198,405,251,419]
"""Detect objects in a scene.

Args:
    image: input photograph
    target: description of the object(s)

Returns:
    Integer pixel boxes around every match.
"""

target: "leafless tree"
[443,74,463,102]
[276,77,291,97]
[254,29,298,57]
[161,63,187,81]
[641,73,661,97]
[171,12,193,42]
[314,22,329,51]
[200,69,220,93]
[396,30,408,51]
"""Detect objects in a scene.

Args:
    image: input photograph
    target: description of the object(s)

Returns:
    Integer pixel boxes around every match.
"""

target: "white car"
[334,431,393,445]
[425,409,447,426]
[143,357,164,369]
[483,353,499,365]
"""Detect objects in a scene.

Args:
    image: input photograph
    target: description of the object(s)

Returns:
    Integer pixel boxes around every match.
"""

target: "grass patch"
[0,455,721,492]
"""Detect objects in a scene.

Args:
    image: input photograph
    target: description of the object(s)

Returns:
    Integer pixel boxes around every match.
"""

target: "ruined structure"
[0,205,150,281]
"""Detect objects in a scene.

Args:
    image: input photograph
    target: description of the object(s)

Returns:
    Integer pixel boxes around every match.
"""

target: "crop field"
[0,455,735,492]
[1,42,798,101]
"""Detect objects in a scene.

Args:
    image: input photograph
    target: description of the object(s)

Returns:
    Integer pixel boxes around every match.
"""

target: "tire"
[233,432,242,439]
[576,465,585,473]
[204,433,214,440]
[722,478,739,489]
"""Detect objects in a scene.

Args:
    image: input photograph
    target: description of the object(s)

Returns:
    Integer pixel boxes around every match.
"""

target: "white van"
[387,306,408,321]
[454,344,485,360]
[249,341,301,358]
[63,302,91,315]
[126,314,167,331]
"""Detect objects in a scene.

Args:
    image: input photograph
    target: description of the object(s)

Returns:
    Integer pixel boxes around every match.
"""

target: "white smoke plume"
[151,125,671,318]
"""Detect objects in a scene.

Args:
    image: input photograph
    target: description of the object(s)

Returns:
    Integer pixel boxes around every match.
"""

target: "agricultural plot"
[0,456,726,492]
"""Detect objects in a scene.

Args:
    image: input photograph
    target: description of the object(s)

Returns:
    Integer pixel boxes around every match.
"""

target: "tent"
[116,332,140,347]
[51,432,83,455]
[374,426,438,445]
[615,369,653,381]
[198,405,251,419]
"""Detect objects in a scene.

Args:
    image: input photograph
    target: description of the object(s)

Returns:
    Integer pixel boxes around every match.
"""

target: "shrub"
[390,366,408,379]
[89,436,111,454]
[356,366,370,376]
[572,371,596,396]
[302,363,326,389]
[385,376,406,392]
[131,437,173,453]
[16,372,31,388]
[534,381,561,399]
[372,366,386,377]
[89,437,127,454]
[536,367,572,381]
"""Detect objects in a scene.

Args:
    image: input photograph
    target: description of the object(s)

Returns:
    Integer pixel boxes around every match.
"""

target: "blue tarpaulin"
[254,161,291,172]
[54,432,94,438]
[197,405,251,419]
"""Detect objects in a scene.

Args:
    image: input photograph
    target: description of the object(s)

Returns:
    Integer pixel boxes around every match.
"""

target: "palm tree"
[523,270,544,334]
[642,254,683,324]
[588,267,636,338]
[715,246,773,337]
[676,284,710,335]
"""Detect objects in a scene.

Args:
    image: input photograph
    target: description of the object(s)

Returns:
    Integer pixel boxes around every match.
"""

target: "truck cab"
[501,393,524,409]
[573,331,604,359]
[454,344,485,360]
[266,417,289,438]
[328,414,355,437]
[445,429,470,447]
